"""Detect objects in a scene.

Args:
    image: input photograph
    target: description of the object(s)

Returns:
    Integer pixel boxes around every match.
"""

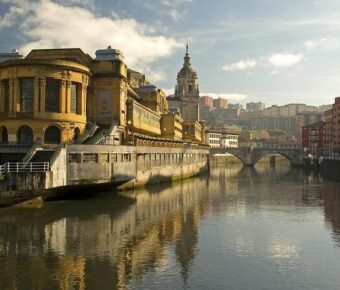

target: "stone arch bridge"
[209,147,303,166]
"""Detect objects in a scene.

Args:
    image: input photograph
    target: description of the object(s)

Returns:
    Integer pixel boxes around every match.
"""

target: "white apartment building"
[205,130,222,148]
[205,129,239,148]
[220,133,238,148]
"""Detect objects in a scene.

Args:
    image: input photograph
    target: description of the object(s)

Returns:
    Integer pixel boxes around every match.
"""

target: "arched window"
[44,126,61,144]
[18,126,33,144]
[1,126,8,143]
[73,127,80,143]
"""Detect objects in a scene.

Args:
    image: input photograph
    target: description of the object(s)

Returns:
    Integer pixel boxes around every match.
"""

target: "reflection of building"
[4,166,340,289]
[0,175,208,290]
[322,185,340,246]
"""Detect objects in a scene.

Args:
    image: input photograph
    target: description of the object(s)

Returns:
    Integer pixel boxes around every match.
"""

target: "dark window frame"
[20,78,34,112]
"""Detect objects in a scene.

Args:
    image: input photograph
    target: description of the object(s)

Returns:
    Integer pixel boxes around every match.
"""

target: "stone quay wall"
[45,145,209,190]
[1,145,209,194]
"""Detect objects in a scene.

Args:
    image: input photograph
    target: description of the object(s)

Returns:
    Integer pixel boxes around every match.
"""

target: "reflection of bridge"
[210,146,303,166]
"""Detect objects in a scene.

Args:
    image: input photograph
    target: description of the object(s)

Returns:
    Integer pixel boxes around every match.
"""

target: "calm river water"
[1,163,340,290]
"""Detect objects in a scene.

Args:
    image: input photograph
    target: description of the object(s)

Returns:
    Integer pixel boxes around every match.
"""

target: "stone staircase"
[76,122,98,144]
[22,143,43,164]
[83,122,124,145]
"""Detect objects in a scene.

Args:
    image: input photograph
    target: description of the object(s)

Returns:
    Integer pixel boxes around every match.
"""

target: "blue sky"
[1,0,340,106]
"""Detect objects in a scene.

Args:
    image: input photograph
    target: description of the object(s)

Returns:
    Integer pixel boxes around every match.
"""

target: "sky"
[1,0,340,106]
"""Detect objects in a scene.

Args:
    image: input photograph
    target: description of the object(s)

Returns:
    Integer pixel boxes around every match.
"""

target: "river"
[0,162,340,290]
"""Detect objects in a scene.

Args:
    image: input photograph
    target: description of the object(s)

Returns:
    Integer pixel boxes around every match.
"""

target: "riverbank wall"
[0,145,209,205]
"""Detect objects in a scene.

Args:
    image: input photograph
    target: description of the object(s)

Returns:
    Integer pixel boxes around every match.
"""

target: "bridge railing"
[0,162,50,175]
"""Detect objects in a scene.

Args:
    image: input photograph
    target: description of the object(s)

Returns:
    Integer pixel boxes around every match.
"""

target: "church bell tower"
[174,45,200,121]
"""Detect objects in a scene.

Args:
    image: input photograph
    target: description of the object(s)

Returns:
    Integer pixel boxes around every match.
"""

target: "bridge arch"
[209,147,302,166]
[251,150,294,165]
[209,147,250,165]
[211,152,246,164]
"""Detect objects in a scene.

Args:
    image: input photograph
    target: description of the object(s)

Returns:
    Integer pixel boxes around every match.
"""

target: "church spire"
[184,44,191,66]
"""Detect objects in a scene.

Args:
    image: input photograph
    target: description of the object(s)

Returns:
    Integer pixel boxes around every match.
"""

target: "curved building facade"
[0,49,90,145]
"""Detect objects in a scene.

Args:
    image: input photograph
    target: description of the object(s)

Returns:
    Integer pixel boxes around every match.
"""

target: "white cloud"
[0,0,182,71]
[223,53,303,72]
[304,38,340,52]
[0,0,29,28]
[145,69,167,83]
[304,41,317,50]
[268,53,303,67]
[222,59,257,71]
[137,0,193,21]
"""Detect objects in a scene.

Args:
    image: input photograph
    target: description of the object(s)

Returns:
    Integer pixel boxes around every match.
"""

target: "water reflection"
[0,163,340,290]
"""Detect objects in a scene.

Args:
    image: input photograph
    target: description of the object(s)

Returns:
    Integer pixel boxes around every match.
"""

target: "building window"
[68,153,81,163]
[44,126,61,144]
[17,125,33,144]
[83,153,98,163]
[99,153,109,164]
[71,83,79,114]
[20,78,34,112]
[110,153,117,162]
[124,153,131,162]
[1,126,8,143]
[73,127,80,143]
[2,79,10,112]
[45,78,60,112]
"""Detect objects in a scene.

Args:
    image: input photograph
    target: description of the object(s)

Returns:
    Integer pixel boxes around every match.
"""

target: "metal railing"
[0,162,49,175]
